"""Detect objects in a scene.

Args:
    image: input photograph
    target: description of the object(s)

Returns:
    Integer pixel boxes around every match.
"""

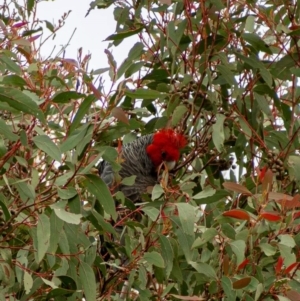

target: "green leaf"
[87,210,117,236]
[57,187,78,199]
[238,117,252,140]
[175,227,194,262]
[159,235,173,278]
[216,65,237,86]
[121,175,136,186]
[0,87,45,122]
[144,251,165,268]
[212,114,225,152]
[259,66,273,88]
[117,42,144,79]
[79,261,96,301]
[0,55,21,74]
[151,184,164,200]
[44,20,55,32]
[142,206,160,221]
[27,0,35,16]
[192,228,218,249]
[1,74,27,87]
[242,33,273,54]
[194,189,230,204]
[33,135,61,162]
[37,214,50,263]
[259,243,276,256]
[193,187,216,199]
[229,240,246,265]
[176,203,195,236]
[190,262,217,279]
[171,105,188,126]
[52,91,85,104]
[61,125,89,153]
[15,181,36,200]
[105,26,143,41]
[222,276,236,300]
[48,211,64,254]
[288,155,300,182]
[125,88,165,99]
[69,95,95,133]
[53,208,82,225]
[0,119,18,141]
[24,271,33,294]
[0,199,11,221]
[279,244,296,267]
[278,234,296,248]
[83,174,117,220]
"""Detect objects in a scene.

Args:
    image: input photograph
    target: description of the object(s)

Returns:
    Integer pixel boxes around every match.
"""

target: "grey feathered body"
[99,134,156,202]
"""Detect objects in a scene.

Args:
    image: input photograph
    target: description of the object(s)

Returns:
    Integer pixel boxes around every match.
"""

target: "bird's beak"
[165,161,176,170]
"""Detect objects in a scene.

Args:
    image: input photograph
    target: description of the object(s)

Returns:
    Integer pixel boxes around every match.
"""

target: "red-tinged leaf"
[111,107,129,125]
[262,168,273,192]
[61,58,79,67]
[27,34,41,42]
[277,194,300,209]
[223,209,250,221]
[293,211,300,220]
[169,295,205,301]
[87,82,102,99]
[284,262,299,275]
[12,21,28,28]
[275,256,284,274]
[223,254,229,275]
[258,166,268,182]
[260,211,281,222]
[158,0,172,4]
[268,192,293,202]
[232,277,251,289]
[223,182,252,196]
[160,210,167,221]
[286,290,300,301]
[237,259,250,271]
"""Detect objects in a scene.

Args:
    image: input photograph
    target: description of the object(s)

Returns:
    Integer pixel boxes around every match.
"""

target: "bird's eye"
[161,150,167,159]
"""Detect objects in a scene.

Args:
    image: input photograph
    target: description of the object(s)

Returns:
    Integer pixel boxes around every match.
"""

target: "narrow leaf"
[144,251,165,268]
[260,211,281,222]
[170,295,205,301]
[53,209,82,225]
[0,119,18,141]
[37,214,50,263]
[275,256,284,274]
[69,95,95,133]
[159,235,173,278]
[111,107,129,124]
[232,277,251,289]
[105,26,143,41]
[176,203,195,236]
[52,91,84,104]
[223,209,250,221]
[79,261,96,301]
[125,88,165,99]
[33,135,61,162]
[223,182,252,196]
[212,114,225,152]
[229,240,246,265]
[83,174,117,220]
[0,87,45,122]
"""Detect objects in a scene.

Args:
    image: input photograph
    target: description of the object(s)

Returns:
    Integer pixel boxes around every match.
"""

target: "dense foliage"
[0,0,300,300]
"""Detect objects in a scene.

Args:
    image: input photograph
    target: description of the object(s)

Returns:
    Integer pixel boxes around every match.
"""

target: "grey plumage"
[98,134,156,202]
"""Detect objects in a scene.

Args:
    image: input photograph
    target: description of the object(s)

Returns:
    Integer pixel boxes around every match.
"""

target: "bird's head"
[146,129,187,170]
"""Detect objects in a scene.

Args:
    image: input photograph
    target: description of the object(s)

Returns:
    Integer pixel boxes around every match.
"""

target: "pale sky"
[36,0,136,74]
